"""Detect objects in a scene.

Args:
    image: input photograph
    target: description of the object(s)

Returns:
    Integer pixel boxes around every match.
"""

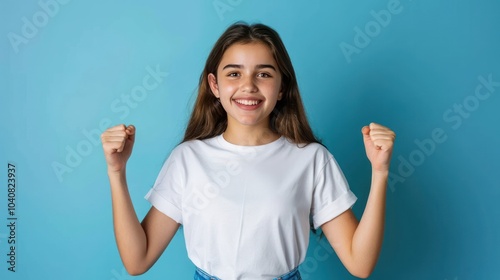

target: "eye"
[258,72,272,78]
[227,72,240,77]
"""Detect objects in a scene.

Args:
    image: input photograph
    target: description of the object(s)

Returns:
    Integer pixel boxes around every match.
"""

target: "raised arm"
[101,124,180,275]
[321,123,395,278]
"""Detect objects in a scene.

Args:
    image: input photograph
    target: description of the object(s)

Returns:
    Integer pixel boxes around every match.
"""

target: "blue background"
[1,0,499,279]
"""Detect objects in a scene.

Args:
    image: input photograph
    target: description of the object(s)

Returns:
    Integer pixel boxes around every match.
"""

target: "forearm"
[108,169,148,273]
[351,169,387,274]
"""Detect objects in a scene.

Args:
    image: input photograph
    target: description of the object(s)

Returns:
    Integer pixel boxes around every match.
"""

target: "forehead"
[219,42,277,68]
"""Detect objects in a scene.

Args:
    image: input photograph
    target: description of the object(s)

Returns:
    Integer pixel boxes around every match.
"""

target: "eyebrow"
[222,64,277,71]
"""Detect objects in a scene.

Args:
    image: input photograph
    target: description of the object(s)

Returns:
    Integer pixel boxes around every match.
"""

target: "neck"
[223,122,280,146]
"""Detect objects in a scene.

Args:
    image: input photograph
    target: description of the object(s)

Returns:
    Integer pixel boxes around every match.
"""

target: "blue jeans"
[194,266,302,280]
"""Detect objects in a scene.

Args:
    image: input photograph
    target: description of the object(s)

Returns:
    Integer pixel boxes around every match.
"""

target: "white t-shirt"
[145,134,357,279]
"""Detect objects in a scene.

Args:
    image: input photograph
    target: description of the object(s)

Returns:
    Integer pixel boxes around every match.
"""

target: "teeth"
[235,99,260,106]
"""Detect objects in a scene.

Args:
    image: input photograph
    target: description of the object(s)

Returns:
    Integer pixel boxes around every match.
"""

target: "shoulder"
[281,139,336,168]
[157,136,219,173]
[283,139,333,157]
[168,136,219,158]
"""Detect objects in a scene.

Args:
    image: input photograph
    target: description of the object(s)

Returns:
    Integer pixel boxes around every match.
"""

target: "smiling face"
[208,42,282,132]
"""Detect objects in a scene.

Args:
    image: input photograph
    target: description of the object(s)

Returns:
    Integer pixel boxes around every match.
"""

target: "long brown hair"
[182,22,320,145]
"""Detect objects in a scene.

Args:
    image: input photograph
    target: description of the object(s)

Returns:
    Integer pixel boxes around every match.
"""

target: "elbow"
[127,269,145,277]
[352,271,371,279]
[345,262,375,279]
[349,266,374,279]
[125,267,145,277]
[125,267,146,277]
[123,262,149,276]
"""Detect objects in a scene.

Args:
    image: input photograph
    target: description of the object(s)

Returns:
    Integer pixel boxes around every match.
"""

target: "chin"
[228,115,269,128]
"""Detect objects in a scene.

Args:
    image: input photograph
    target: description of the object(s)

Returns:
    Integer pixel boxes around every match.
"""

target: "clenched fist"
[361,123,396,173]
[101,124,136,173]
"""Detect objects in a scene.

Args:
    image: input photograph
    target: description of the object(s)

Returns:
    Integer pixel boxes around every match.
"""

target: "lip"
[232,98,263,110]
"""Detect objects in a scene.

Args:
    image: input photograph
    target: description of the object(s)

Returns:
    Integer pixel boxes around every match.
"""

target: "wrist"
[107,167,126,177]
[371,169,389,177]
[370,169,389,191]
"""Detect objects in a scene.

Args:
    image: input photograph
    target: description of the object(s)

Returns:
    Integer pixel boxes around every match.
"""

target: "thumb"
[361,125,370,141]
[361,125,375,149]
[126,125,136,143]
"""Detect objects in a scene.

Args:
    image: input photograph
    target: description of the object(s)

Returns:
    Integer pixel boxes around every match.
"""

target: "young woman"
[101,23,395,280]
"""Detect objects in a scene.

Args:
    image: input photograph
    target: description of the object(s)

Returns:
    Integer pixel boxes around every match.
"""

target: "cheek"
[262,82,281,95]
[218,81,238,96]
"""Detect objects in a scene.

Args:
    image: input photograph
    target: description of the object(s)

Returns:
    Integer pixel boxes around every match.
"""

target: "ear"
[208,73,219,98]
[277,90,283,101]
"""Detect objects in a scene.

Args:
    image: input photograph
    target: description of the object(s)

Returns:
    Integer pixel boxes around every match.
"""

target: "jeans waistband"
[194,266,301,280]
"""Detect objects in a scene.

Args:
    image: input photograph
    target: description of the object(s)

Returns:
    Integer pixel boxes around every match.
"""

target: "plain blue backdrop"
[1,0,499,279]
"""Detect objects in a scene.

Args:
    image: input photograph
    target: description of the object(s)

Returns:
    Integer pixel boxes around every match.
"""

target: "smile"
[233,99,262,106]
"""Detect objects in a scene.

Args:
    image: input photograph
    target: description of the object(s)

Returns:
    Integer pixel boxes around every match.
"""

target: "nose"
[240,75,258,93]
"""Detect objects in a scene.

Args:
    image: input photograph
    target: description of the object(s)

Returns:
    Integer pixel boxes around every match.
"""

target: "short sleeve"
[311,156,357,229]
[144,153,184,224]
